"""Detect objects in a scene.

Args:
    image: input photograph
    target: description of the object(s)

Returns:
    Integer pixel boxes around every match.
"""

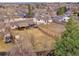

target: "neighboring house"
[16,13,27,18]
[33,12,53,25]
[33,17,47,25]
[62,16,70,22]
[10,18,35,29]
[52,15,70,24]
[64,10,73,17]
[4,17,26,23]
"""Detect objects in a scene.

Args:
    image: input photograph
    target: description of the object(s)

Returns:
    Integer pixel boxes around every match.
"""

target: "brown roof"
[10,18,34,27]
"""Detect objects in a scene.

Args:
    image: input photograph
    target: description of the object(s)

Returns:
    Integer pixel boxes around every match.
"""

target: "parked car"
[4,34,13,43]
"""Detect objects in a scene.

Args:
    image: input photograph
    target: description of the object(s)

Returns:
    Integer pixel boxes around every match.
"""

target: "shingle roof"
[10,18,34,27]
[35,11,52,21]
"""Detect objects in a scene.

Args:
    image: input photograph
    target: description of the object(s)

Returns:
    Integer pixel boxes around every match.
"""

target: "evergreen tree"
[53,16,79,56]
[28,4,32,17]
[57,6,67,15]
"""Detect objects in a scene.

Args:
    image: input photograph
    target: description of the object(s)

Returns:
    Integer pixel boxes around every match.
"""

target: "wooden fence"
[38,26,57,38]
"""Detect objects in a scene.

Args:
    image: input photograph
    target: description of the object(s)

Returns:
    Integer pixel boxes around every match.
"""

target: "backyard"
[0,22,65,55]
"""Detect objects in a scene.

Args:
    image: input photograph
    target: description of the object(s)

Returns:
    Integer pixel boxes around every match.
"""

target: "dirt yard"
[0,36,13,52]
[27,28,54,52]
[11,22,65,52]
[39,22,65,37]
[0,22,65,54]
[11,28,54,52]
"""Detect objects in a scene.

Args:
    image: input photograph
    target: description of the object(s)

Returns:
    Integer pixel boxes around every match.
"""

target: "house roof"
[53,15,69,21]
[35,11,52,21]
[53,16,63,20]
[64,10,73,16]
[10,18,34,27]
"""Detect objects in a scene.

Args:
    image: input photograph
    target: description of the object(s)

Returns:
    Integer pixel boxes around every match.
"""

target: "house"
[62,16,70,22]
[16,13,27,18]
[52,15,70,24]
[33,12,53,25]
[10,18,35,29]
[33,17,52,25]
[64,10,73,17]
